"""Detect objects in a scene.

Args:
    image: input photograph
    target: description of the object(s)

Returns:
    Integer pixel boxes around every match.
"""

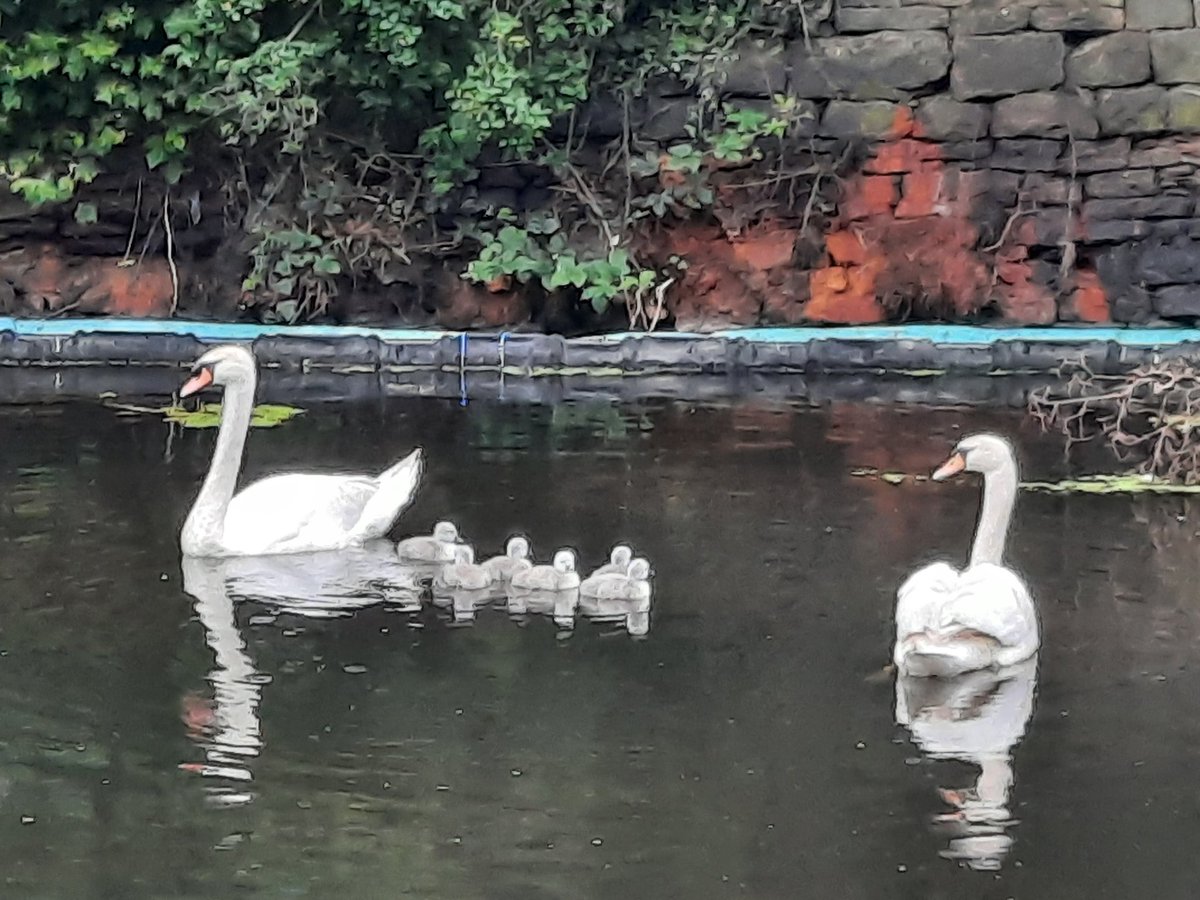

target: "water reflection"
[896,656,1038,871]
[179,544,425,804]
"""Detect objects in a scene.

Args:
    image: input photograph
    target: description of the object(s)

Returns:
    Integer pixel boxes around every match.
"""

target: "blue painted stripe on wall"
[2,317,1200,349]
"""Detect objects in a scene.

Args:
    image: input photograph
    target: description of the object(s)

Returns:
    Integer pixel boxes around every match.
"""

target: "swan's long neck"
[969,457,1018,567]
[184,373,255,549]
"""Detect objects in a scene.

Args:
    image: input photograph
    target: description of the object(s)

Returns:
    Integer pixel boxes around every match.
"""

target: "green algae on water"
[851,467,1200,495]
[103,397,304,429]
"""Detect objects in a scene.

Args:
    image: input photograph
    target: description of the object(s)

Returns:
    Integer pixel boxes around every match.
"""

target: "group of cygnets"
[394,522,653,631]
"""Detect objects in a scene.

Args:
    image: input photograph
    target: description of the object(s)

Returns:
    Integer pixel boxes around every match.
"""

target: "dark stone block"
[1022,173,1071,205]
[571,94,633,140]
[950,5,1030,36]
[253,336,381,369]
[1026,209,1077,246]
[1095,86,1167,136]
[1096,243,1154,322]
[1137,236,1200,285]
[468,187,520,214]
[721,42,788,97]
[476,165,527,191]
[915,95,990,141]
[1167,87,1200,133]
[835,5,949,32]
[980,170,1022,205]
[1151,219,1200,239]
[1151,30,1200,84]
[1127,0,1194,29]
[1085,169,1157,199]
[1129,140,1190,167]
[1067,138,1131,173]
[992,91,1099,140]
[1155,285,1200,319]
[990,138,1063,171]
[1112,287,1155,323]
[1158,163,1198,185]
[1084,196,1194,221]
[819,101,906,138]
[1066,33,1151,88]
[951,33,1065,100]
[562,338,624,369]
[941,139,995,160]
[379,340,440,368]
[788,31,951,100]
[1029,6,1124,32]
[1085,219,1154,242]
[640,97,697,142]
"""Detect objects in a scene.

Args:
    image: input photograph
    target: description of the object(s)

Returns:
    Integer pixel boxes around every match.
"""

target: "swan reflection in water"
[180,542,652,801]
[895,655,1038,871]
[179,542,424,805]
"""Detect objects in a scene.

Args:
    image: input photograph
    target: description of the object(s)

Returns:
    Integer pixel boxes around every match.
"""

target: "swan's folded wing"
[223,474,378,553]
[936,564,1036,649]
[896,561,960,636]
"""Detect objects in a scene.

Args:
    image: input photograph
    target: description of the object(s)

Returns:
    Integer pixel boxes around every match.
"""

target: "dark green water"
[0,393,1197,899]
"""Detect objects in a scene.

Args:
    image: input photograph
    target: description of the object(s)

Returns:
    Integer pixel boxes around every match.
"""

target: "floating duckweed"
[167,403,304,429]
[104,400,303,429]
[852,468,1200,495]
[1020,474,1200,495]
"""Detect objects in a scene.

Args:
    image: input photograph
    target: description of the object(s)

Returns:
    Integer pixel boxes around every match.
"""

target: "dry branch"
[1029,359,1200,484]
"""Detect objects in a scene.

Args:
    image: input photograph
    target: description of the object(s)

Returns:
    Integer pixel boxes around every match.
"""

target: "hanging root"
[1029,359,1200,484]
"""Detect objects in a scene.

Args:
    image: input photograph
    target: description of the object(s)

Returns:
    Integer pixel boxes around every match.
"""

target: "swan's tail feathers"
[352,448,424,541]
[895,629,999,678]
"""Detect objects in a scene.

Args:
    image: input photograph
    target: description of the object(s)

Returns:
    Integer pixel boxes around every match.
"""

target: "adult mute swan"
[178,345,423,557]
[894,433,1039,677]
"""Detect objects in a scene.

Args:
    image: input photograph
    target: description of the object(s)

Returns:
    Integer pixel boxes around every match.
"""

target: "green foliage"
[1,0,810,325]
[467,222,657,313]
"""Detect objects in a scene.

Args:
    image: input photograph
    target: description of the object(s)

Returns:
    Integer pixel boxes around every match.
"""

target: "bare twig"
[1030,360,1200,483]
[164,189,179,315]
[120,176,143,267]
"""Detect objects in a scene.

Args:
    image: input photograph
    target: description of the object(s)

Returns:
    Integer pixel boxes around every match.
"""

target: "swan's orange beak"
[931,451,966,482]
[180,366,214,398]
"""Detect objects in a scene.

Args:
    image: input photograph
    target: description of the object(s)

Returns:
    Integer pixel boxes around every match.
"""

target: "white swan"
[178,345,423,557]
[894,433,1039,677]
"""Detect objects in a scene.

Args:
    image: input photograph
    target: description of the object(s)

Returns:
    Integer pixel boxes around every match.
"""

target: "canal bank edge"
[1,318,1199,378]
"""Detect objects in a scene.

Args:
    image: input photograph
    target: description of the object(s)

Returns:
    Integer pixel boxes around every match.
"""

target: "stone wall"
[644,0,1200,329]
[3,0,1200,330]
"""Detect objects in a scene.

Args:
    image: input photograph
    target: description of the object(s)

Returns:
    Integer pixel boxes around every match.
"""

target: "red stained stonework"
[0,245,175,316]
[663,220,809,330]
[808,109,996,323]
[1062,268,1112,323]
[437,277,532,328]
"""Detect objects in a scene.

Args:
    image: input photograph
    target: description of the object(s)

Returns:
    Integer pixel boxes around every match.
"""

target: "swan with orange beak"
[893,434,1039,677]
[178,344,423,557]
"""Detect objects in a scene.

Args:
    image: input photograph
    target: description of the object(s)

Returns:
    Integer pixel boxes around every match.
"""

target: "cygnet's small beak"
[931,451,966,482]
[180,366,214,398]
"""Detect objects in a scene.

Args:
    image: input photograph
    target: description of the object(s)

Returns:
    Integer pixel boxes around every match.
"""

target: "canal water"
[0,390,1195,898]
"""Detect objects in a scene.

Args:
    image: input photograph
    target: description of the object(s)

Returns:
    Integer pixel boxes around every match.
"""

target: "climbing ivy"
[0,0,822,324]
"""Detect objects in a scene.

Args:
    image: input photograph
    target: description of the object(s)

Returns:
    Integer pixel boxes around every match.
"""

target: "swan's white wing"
[222,474,378,554]
[936,563,1037,650]
[896,561,960,638]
